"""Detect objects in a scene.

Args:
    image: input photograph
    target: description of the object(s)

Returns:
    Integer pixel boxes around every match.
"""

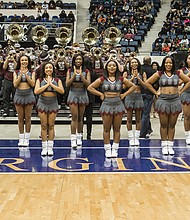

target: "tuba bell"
[92,47,102,59]
[6,24,24,42]
[82,27,99,47]
[104,27,121,46]
[31,25,48,44]
[55,27,72,46]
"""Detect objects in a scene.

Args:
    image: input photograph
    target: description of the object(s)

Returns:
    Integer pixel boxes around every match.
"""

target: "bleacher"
[89,0,161,53]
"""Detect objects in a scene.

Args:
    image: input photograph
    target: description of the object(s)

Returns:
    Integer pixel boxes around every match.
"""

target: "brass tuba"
[55,27,72,46]
[104,27,121,45]
[31,25,48,44]
[6,24,24,42]
[82,27,99,47]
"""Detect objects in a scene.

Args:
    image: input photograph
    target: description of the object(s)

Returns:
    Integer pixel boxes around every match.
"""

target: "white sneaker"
[77,139,82,146]
[168,146,174,155]
[22,139,29,147]
[18,139,25,147]
[129,139,135,146]
[112,148,118,158]
[134,139,140,146]
[186,138,190,145]
[105,149,112,158]
[41,147,48,156]
[47,147,54,156]
[162,146,168,155]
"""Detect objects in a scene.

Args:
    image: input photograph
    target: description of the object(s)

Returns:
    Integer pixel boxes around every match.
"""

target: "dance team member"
[66,54,90,148]
[88,58,136,158]
[13,55,36,147]
[34,62,64,156]
[123,57,147,146]
[145,56,190,155]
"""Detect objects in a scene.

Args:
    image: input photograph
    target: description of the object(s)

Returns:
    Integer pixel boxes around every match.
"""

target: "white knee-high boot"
[18,133,25,146]
[161,141,168,155]
[167,141,174,155]
[71,134,77,148]
[128,130,135,146]
[112,142,119,157]
[185,131,190,145]
[134,130,140,146]
[41,141,48,156]
[104,143,111,158]
[23,132,30,147]
[47,140,54,156]
[76,133,82,146]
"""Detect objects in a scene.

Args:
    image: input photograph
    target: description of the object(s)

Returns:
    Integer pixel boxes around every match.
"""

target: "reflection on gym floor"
[0,139,190,173]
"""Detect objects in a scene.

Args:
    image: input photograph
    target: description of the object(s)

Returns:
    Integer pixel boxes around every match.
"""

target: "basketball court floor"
[0,117,190,219]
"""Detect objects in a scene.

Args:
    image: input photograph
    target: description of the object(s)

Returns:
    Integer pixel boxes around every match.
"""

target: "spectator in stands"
[7,1,13,9]
[66,54,90,149]
[153,43,162,52]
[13,55,36,147]
[162,43,170,53]
[88,58,136,157]
[145,56,190,155]
[124,29,135,41]
[68,11,75,23]
[36,6,42,21]
[28,0,35,9]
[56,0,63,9]
[42,9,49,21]
[21,14,27,22]
[155,34,164,46]
[2,49,17,117]
[34,62,64,156]
[11,14,21,22]
[42,1,49,11]
[59,10,67,20]
[123,57,146,146]
[0,13,4,22]
[49,0,56,9]
[180,35,189,47]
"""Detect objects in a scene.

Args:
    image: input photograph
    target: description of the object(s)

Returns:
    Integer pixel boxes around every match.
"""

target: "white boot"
[41,141,48,156]
[185,131,190,145]
[47,140,54,156]
[134,130,140,146]
[128,130,135,146]
[23,132,30,147]
[161,141,168,155]
[76,133,82,146]
[112,142,119,157]
[18,133,25,147]
[168,141,174,155]
[71,134,77,148]
[104,144,112,158]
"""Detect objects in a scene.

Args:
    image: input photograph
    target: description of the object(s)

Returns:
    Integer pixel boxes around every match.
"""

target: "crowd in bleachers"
[0,0,76,23]
[151,0,190,56]
[89,0,161,53]
[0,0,76,10]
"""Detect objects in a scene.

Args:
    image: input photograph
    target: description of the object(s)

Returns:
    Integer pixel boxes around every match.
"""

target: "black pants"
[3,78,16,115]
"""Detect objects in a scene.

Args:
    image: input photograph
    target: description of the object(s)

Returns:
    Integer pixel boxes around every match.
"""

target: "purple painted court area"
[0,139,190,173]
